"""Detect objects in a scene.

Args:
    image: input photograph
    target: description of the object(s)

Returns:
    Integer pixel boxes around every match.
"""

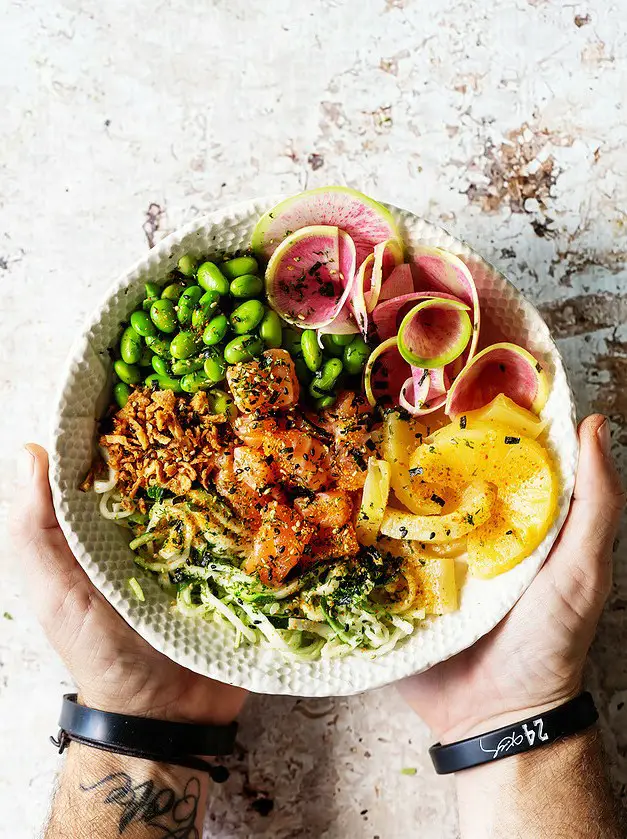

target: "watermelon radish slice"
[378,263,414,303]
[251,186,400,268]
[400,367,449,416]
[364,337,411,407]
[445,342,550,418]
[350,253,374,337]
[412,246,480,357]
[398,298,472,369]
[265,225,356,329]
[372,290,464,341]
[365,239,404,312]
[399,368,431,414]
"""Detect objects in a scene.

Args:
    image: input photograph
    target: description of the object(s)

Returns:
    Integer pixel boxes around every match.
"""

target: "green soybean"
[177,285,204,325]
[344,337,370,375]
[171,356,205,376]
[150,299,177,333]
[331,333,354,347]
[181,371,212,393]
[260,309,282,348]
[314,393,336,410]
[221,256,259,280]
[155,375,183,392]
[151,355,169,376]
[321,334,343,357]
[177,254,196,277]
[170,330,200,360]
[282,328,303,357]
[229,274,263,299]
[191,290,220,330]
[114,382,131,409]
[130,309,157,338]
[145,282,160,301]
[145,336,172,358]
[309,358,343,397]
[203,352,226,383]
[161,282,185,302]
[224,334,263,364]
[197,262,230,295]
[302,329,322,372]
[203,314,229,346]
[120,326,142,365]
[144,373,161,388]
[114,359,141,385]
[230,300,264,335]
[138,345,154,367]
[209,389,236,418]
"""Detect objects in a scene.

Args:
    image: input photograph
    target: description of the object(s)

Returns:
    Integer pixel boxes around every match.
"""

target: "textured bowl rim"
[49,194,578,697]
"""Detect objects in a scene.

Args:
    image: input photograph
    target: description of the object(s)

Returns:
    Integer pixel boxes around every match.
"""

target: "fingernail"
[597,419,611,456]
[18,447,35,485]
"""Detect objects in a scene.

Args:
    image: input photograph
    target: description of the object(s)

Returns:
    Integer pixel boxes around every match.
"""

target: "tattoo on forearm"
[79,772,201,838]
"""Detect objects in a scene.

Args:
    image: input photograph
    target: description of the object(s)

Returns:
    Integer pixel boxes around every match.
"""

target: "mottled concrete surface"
[1,1,626,836]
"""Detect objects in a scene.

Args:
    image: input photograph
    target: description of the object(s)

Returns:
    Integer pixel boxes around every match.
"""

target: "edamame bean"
[120,326,142,365]
[114,382,131,409]
[343,337,370,375]
[221,256,259,280]
[203,314,229,346]
[315,394,336,410]
[208,389,236,418]
[301,329,322,372]
[145,282,160,301]
[321,334,343,357]
[155,375,183,392]
[130,309,157,338]
[177,285,204,325]
[230,300,264,335]
[191,290,220,329]
[309,358,343,397]
[224,335,263,364]
[203,351,226,383]
[151,355,169,376]
[171,356,205,376]
[144,373,161,388]
[114,359,141,385]
[150,299,177,333]
[145,336,172,358]
[330,333,354,347]
[282,328,303,357]
[177,254,196,277]
[138,345,154,367]
[260,309,282,348]
[229,274,263,299]
[197,262,230,295]
[161,282,185,302]
[170,330,200,360]
[181,371,212,393]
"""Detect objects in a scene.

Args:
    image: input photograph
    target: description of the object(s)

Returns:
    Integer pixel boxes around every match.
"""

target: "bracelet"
[50,694,238,783]
[429,692,598,775]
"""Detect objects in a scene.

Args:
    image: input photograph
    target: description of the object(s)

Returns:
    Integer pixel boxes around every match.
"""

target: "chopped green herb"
[3,612,13,620]
[401,767,417,776]
[128,577,145,601]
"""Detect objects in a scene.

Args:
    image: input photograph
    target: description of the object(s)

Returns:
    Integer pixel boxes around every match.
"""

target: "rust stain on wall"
[538,293,627,339]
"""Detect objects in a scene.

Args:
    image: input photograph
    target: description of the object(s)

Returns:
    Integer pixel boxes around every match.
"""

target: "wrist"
[77,688,241,726]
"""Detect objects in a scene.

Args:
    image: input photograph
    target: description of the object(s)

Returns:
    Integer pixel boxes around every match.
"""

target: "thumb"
[549,415,625,610]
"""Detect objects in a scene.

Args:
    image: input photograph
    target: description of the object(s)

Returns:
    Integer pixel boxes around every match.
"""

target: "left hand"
[11,444,246,725]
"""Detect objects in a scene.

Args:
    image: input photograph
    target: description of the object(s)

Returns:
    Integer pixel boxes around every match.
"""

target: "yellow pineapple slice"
[356,458,391,546]
[414,557,458,614]
[460,393,547,440]
[380,481,497,542]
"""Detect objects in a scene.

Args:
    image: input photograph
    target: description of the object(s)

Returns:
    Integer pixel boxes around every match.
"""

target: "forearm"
[46,744,209,839]
[456,728,625,839]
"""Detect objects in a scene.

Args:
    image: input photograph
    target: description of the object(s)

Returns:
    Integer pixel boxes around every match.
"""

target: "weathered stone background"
[0,1,625,836]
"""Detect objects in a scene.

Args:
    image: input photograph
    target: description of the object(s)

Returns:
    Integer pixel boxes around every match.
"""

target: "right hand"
[400,414,625,742]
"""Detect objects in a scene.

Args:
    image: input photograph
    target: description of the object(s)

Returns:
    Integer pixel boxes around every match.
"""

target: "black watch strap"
[52,694,238,781]
[429,692,598,775]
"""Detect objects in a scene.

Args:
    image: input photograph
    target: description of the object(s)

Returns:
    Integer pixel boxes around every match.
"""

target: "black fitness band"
[429,692,598,775]
[50,694,238,783]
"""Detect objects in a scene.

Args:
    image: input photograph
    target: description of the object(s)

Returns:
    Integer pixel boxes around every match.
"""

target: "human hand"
[400,414,625,743]
[11,444,246,725]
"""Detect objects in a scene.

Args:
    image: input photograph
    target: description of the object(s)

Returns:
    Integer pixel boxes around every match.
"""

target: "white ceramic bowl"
[49,196,578,697]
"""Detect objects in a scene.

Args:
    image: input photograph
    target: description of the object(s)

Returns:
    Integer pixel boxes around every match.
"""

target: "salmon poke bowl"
[50,187,578,696]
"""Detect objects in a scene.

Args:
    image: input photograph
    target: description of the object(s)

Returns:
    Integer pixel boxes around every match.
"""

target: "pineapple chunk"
[380,481,497,542]
[414,557,458,615]
[459,394,547,440]
[356,458,391,546]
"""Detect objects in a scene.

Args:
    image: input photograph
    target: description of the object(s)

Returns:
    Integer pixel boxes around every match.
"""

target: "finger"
[549,415,625,607]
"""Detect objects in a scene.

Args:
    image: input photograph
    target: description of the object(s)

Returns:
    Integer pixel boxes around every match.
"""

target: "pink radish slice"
[412,246,480,357]
[265,226,357,329]
[399,367,431,414]
[364,337,411,407]
[403,367,450,416]
[378,263,414,303]
[365,239,404,312]
[445,342,550,418]
[349,253,374,337]
[372,290,464,342]
[398,298,472,369]
[320,303,360,335]
[251,186,400,268]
